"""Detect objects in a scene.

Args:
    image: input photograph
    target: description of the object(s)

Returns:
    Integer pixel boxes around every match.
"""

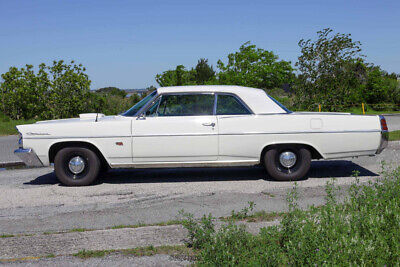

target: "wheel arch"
[260,142,323,165]
[49,141,109,168]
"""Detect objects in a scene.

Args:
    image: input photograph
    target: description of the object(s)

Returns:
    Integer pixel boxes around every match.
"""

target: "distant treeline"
[0,62,154,120]
[156,28,399,111]
[1,28,399,120]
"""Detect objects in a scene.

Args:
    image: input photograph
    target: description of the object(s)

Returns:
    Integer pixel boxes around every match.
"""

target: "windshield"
[122,91,157,116]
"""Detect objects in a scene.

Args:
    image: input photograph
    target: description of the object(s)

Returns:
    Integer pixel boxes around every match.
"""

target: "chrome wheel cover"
[279,151,297,168]
[68,156,85,175]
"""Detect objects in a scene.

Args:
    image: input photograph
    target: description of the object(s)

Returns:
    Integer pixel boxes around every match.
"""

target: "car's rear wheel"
[54,147,100,186]
[263,145,311,181]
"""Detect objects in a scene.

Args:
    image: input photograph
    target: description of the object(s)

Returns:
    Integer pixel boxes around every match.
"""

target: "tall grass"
[180,167,400,265]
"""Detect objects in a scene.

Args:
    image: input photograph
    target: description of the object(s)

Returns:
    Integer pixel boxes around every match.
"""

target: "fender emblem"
[115,142,123,146]
[26,132,50,136]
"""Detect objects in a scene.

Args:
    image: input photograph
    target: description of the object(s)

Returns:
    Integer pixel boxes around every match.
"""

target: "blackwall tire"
[263,146,311,181]
[54,147,100,186]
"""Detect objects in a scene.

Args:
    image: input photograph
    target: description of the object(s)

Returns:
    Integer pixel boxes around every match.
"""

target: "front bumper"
[376,131,389,154]
[14,148,44,167]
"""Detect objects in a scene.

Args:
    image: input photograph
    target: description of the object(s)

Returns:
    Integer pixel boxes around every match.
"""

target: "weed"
[229,201,255,220]
[73,249,113,258]
[69,228,88,233]
[180,168,400,265]
[0,234,14,238]
[73,245,195,259]
[178,210,215,249]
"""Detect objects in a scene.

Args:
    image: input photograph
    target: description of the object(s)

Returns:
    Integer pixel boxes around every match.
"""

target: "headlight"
[18,132,23,148]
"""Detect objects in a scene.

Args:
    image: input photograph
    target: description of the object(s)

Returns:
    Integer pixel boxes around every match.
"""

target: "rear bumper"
[14,148,44,167]
[376,131,389,154]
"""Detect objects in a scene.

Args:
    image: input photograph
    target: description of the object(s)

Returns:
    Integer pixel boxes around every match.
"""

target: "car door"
[131,93,218,163]
[215,93,257,161]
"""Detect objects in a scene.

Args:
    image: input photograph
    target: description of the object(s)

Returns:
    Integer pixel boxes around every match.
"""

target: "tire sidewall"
[54,147,100,186]
[264,146,311,181]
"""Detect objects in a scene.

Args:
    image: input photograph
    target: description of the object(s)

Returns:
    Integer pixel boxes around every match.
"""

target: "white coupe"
[15,85,388,186]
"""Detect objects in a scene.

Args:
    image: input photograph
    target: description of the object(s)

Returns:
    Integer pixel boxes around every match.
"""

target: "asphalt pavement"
[1,141,399,235]
[384,114,400,131]
[0,135,20,167]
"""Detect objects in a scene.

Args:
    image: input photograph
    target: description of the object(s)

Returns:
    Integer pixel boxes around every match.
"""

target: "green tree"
[155,65,196,87]
[1,64,48,119]
[0,60,98,119]
[217,42,294,89]
[294,28,366,110]
[45,60,93,119]
[195,58,216,84]
[361,66,400,108]
[96,87,127,98]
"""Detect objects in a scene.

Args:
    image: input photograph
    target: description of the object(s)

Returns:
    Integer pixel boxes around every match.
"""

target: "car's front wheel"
[263,145,311,181]
[54,147,100,186]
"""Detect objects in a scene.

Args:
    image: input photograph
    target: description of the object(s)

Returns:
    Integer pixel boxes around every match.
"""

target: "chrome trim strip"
[213,94,218,115]
[14,148,43,167]
[324,149,377,155]
[110,160,259,168]
[23,130,381,139]
[218,130,381,135]
[24,135,132,140]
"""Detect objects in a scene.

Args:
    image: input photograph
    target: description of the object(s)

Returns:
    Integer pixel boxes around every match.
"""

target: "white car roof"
[157,85,287,114]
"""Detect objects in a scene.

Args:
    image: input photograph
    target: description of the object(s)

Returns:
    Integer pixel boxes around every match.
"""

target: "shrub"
[181,167,400,265]
[0,61,100,120]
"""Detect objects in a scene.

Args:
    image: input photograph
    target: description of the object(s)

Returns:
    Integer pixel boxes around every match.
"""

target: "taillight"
[379,115,388,131]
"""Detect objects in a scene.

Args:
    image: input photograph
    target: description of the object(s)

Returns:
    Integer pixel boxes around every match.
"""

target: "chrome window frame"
[215,92,254,115]
[137,91,254,118]
[124,90,158,117]
[137,92,215,118]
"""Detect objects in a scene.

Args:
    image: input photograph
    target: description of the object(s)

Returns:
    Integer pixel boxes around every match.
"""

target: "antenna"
[95,112,99,122]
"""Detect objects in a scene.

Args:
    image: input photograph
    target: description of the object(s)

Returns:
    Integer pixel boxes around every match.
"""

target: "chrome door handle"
[202,122,215,127]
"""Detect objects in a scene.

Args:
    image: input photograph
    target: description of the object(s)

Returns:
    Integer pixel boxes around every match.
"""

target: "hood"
[35,113,109,125]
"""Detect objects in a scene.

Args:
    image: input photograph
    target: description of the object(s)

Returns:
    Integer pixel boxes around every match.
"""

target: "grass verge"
[389,130,400,141]
[73,245,196,260]
[340,107,400,115]
[180,167,400,265]
[0,234,14,238]
[218,201,283,223]
[0,113,35,135]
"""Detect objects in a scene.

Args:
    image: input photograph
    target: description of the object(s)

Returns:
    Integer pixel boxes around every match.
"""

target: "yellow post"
[318,104,321,112]
[362,103,365,115]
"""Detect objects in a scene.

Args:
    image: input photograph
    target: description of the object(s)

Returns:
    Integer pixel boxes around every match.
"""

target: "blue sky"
[0,0,399,89]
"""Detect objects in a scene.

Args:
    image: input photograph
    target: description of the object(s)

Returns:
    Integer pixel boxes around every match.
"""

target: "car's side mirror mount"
[137,113,146,120]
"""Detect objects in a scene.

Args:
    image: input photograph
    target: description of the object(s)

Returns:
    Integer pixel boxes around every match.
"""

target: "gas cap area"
[310,118,323,129]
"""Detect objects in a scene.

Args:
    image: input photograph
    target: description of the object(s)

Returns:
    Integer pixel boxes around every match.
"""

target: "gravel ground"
[0,220,279,260]
[0,119,399,265]
[0,142,399,236]
[2,254,192,267]
[0,135,20,167]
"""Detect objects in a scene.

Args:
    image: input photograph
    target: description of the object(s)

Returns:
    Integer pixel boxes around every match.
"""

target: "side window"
[216,94,251,115]
[157,94,214,116]
[145,98,161,117]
